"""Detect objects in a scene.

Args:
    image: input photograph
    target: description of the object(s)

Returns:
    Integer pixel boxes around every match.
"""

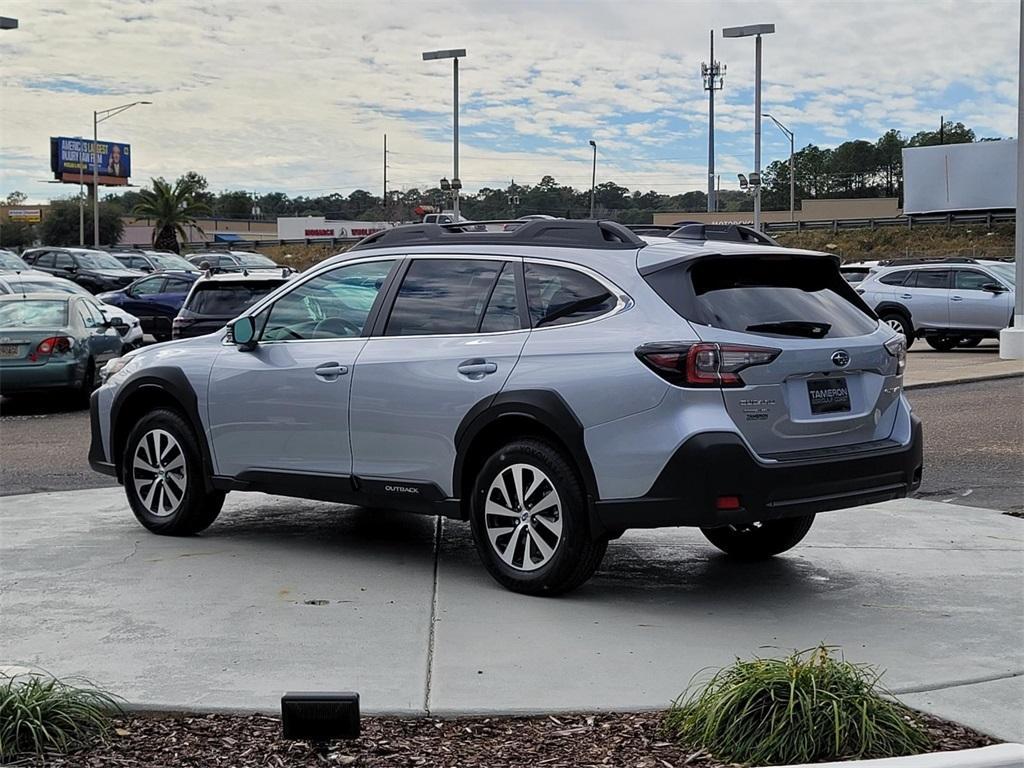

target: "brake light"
[29,336,73,361]
[635,342,780,388]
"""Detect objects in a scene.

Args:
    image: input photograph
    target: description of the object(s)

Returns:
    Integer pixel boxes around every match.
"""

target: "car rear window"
[0,300,68,327]
[644,255,877,339]
[185,282,285,316]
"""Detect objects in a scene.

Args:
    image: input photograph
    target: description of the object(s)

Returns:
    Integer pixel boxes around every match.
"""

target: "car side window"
[164,277,193,293]
[54,253,75,270]
[129,277,165,297]
[261,259,395,342]
[34,253,55,268]
[78,301,103,328]
[479,262,523,333]
[914,270,951,289]
[879,270,910,286]
[385,258,503,336]
[525,263,616,328]
[955,270,997,291]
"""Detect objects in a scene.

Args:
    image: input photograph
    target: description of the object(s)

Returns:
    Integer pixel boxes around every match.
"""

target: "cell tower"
[702,31,726,213]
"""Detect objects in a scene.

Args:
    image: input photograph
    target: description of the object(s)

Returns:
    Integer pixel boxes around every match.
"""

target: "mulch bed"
[8,710,998,768]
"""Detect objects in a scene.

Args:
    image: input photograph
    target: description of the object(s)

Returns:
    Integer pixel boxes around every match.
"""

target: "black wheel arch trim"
[875,302,914,326]
[453,389,600,506]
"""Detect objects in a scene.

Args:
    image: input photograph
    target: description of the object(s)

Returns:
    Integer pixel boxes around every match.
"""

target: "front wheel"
[701,514,815,560]
[470,439,606,596]
[123,408,225,535]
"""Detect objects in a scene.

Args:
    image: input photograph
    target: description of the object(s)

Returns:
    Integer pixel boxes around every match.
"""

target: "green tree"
[4,191,27,206]
[0,219,36,248]
[40,199,124,247]
[875,129,906,197]
[132,177,211,253]
[908,120,975,147]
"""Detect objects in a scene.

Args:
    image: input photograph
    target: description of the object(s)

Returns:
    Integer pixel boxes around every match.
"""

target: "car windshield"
[7,279,88,296]
[0,300,68,327]
[75,251,126,270]
[148,253,196,271]
[0,252,29,270]
[230,252,277,268]
[186,282,285,315]
[988,263,1016,285]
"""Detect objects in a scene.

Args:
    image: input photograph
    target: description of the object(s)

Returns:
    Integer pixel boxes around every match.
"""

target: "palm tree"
[132,177,210,253]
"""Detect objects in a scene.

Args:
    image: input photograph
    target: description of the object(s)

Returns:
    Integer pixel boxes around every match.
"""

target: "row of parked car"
[0,246,293,399]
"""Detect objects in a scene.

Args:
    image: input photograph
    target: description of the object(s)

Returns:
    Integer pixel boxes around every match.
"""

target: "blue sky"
[1,0,1019,203]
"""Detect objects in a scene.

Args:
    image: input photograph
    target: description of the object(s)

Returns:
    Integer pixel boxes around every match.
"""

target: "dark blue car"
[97,272,198,341]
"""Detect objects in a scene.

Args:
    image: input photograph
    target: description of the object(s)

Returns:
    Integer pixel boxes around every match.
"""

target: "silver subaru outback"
[90,220,922,595]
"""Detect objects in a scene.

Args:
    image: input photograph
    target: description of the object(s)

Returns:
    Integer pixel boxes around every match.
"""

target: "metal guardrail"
[764,211,1014,233]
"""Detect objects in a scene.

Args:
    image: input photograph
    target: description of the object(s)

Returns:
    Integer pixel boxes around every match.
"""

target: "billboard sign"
[8,209,42,223]
[903,140,1016,215]
[277,217,396,240]
[50,136,132,180]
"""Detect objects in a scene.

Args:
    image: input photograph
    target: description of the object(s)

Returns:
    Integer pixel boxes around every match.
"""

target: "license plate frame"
[807,376,851,414]
[0,343,19,359]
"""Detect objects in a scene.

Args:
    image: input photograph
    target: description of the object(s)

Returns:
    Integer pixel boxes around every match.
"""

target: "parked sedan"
[97,272,199,341]
[186,251,288,273]
[21,248,145,293]
[173,271,291,339]
[0,293,125,398]
[0,273,144,351]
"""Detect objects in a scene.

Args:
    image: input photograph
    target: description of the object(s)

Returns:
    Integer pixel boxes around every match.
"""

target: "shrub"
[662,646,932,765]
[0,671,122,758]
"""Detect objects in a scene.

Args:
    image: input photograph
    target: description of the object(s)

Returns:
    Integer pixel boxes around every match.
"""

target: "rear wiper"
[745,320,831,338]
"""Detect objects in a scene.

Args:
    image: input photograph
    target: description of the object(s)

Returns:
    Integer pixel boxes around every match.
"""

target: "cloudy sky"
[1,0,1019,204]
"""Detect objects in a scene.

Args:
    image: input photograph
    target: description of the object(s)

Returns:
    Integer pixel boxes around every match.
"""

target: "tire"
[958,337,982,348]
[926,335,959,352]
[701,514,815,560]
[123,408,225,535]
[469,438,607,596]
[75,359,97,407]
[880,312,915,349]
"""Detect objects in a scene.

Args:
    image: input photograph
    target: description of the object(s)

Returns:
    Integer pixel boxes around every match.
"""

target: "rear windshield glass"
[0,300,68,327]
[231,252,277,268]
[0,252,28,270]
[75,252,125,270]
[148,253,195,271]
[645,255,878,340]
[185,282,284,316]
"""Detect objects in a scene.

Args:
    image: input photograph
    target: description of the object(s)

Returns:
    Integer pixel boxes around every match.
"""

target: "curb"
[905,371,1024,391]
[754,744,1024,768]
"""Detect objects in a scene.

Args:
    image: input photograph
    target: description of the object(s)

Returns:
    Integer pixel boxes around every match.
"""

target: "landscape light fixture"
[439,177,451,191]
[737,173,748,190]
[722,23,775,231]
[281,691,360,752]
[92,100,152,246]
[422,48,466,219]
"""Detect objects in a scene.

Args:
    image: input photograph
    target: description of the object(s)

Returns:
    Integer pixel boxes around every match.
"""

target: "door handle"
[314,362,348,380]
[899,294,913,299]
[950,295,963,301]
[457,360,498,376]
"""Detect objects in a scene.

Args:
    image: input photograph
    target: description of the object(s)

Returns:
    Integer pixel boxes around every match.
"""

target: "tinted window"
[78,300,104,328]
[112,254,132,267]
[36,253,55,268]
[525,263,615,328]
[955,270,996,291]
[231,252,277,268]
[879,270,911,286]
[74,251,124,270]
[54,253,75,270]
[129,277,165,296]
[480,263,522,333]
[22,251,41,265]
[647,255,877,339]
[148,253,195,271]
[185,282,286,316]
[163,276,194,293]
[262,260,394,341]
[913,270,950,289]
[386,259,502,336]
[0,300,68,327]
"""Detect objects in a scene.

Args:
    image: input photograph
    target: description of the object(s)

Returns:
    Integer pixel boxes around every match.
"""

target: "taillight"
[635,342,780,388]
[29,336,73,361]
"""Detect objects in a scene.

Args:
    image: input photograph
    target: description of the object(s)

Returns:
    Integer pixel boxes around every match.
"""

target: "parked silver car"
[857,259,1016,350]
[90,220,921,595]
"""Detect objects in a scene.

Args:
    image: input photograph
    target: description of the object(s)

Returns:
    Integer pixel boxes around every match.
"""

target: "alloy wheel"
[132,428,187,517]
[484,463,563,571]
[886,318,906,336]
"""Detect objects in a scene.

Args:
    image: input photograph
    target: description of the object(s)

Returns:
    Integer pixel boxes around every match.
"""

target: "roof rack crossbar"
[350,219,645,251]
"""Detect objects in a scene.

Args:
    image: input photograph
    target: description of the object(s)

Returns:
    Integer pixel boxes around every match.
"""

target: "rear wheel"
[123,408,225,535]
[470,439,607,596]
[75,359,97,406]
[926,335,959,352]
[701,515,815,560]
[880,312,915,349]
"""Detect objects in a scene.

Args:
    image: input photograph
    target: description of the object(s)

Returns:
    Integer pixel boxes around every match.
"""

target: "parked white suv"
[857,259,1016,350]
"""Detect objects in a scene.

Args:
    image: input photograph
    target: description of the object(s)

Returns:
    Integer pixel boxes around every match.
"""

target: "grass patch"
[0,670,122,759]
[662,646,932,765]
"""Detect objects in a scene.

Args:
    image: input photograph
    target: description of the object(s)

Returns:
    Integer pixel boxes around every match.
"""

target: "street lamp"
[723,23,775,231]
[422,48,466,220]
[93,100,151,246]
[763,113,795,221]
[589,140,597,218]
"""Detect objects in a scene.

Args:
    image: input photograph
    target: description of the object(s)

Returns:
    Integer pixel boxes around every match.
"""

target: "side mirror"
[228,316,257,350]
[982,282,1006,294]
[66,265,78,273]
[107,316,128,329]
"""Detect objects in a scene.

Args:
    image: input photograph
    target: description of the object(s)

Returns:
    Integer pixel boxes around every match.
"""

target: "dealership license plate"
[808,377,851,414]
[0,344,19,359]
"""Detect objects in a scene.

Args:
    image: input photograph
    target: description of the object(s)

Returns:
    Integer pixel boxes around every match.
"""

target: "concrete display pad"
[1,490,1021,741]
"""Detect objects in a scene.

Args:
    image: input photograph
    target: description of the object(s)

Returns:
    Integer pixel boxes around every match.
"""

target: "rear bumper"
[0,360,81,394]
[593,415,923,532]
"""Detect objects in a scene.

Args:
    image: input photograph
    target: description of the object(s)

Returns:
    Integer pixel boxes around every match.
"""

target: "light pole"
[999,0,1024,359]
[723,23,775,231]
[422,48,466,220]
[92,100,151,246]
[702,30,725,213]
[589,140,597,218]
[763,113,794,221]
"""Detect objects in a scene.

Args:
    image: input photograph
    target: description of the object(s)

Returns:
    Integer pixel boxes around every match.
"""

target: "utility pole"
[702,30,725,213]
[589,141,597,218]
[383,133,388,222]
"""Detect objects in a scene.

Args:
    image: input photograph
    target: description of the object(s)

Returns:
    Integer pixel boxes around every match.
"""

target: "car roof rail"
[877,256,980,266]
[668,222,779,246]
[625,224,681,236]
[350,219,645,251]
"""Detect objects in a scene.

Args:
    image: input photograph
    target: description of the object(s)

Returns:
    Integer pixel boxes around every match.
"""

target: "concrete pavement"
[1,489,1021,741]
[905,341,1024,389]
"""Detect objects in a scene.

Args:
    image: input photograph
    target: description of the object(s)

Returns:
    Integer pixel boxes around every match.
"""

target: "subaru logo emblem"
[831,350,851,368]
